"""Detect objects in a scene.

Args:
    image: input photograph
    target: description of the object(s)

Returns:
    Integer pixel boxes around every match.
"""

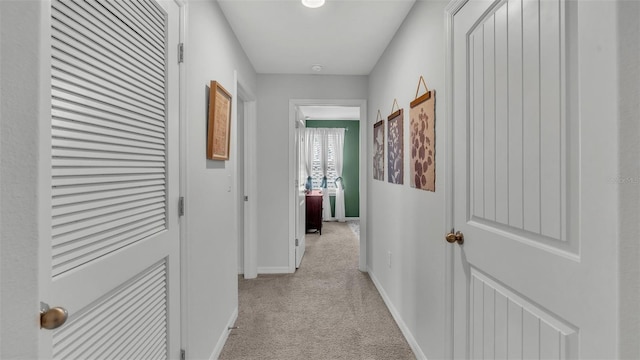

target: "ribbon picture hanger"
[412,75,431,107]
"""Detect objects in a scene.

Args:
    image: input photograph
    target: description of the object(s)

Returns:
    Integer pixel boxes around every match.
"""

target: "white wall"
[617,1,640,358]
[366,1,448,358]
[0,1,50,358]
[255,75,368,271]
[184,1,257,358]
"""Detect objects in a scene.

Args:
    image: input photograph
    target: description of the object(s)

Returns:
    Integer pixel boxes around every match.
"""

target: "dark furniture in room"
[305,190,323,234]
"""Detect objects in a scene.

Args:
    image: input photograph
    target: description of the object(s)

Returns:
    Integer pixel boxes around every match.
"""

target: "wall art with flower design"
[387,109,404,185]
[373,120,385,181]
[409,90,436,191]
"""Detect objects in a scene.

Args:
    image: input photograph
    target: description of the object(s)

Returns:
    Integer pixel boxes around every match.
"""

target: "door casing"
[287,99,368,273]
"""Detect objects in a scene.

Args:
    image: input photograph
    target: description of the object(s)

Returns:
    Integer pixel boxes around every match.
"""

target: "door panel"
[44,0,180,358]
[295,116,306,268]
[467,0,568,247]
[452,0,585,358]
[469,269,576,360]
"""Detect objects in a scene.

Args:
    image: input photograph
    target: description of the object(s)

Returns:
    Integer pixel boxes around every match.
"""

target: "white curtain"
[333,129,346,222]
[304,129,315,191]
[319,129,332,220]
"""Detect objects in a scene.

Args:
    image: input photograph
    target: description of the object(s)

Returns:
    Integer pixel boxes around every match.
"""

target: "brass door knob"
[445,230,464,245]
[40,305,68,330]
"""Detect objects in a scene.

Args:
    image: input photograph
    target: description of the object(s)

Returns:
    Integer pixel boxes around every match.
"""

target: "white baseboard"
[210,307,238,360]
[257,266,291,274]
[367,267,427,360]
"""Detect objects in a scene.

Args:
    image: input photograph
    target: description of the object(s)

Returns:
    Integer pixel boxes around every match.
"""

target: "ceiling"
[299,105,360,120]
[217,0,416,75]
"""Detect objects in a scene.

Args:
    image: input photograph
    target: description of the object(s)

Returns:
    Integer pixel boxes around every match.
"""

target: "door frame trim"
[176,0,187,354]
[287,99,368,273]
[234,72,258,279]
[444,0,469,359]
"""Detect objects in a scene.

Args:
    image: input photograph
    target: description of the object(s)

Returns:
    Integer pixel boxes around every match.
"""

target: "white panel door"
[295,114,306,268]
[40,0,181,358]
[451,0,611,358]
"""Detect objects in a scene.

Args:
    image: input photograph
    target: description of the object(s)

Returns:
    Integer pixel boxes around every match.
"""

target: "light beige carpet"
[219,222,416,360]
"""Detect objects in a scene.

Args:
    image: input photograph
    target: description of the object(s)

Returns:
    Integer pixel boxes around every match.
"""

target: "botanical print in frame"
[373,120,385,181]
[207,81,232,160]
[409,90,436,191]
[387,109,404,185]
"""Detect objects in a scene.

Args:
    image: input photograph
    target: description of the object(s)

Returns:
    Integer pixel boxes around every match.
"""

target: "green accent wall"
[306,120,360,217]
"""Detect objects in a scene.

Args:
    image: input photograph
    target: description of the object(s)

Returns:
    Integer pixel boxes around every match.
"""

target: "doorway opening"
[288,99,368,273]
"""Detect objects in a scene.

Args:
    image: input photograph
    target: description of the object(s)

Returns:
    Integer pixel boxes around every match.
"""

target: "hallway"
[220,222,415,359]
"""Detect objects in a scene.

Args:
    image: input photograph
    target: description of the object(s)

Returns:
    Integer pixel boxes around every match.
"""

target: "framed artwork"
[387,108,404,184]
[373,120,385,181]
[207,81,232,160]
[409,76,436,191]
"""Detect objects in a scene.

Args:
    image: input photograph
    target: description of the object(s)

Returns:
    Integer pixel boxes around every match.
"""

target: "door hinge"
[244,195,248,202]
[178,197,185,217]
[295,238,299,246]
[178,43,184,63]
[180,349,186,360]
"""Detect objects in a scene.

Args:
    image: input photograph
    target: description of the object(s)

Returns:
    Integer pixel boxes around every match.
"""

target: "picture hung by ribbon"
[387,99,404,185]
[409,76,436,191]
[373,110,385,181]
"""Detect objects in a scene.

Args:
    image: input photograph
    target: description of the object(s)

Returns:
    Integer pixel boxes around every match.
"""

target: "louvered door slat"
[52,219,166,275]
[52,218,165,259]
[51,128,165,152]
[53,168,165,177]
[122,0,164,39]
[53,149,165,163]
[52,104,165,135]
[103,306,166,359]
[82,292,165,358]
[53,140,165,159]
[96,0,165,47]
[53,193,165,225]
[51,120,164,145]
[52,178,166,196]
[52,173,165,187]
[52,58,165,116]
[52,191,165,216]
[53,261,167,359]
[140,331,168,360]
[51,2,165,86]
[52,208,165,246]
[51,25,165,101]
[51,56,164,118]
[81,0,165,59]
[53,268,164,350]
[124,321,166,359]
[53,157,165,168]
[63,0,165,72]
[52,202,165,239]
[52,92,165,129]
[132,0,165,30]
[53,79,165,123]
[52,109,165,140]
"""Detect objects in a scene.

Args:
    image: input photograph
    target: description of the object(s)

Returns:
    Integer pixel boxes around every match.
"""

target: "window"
[310,133,338,190]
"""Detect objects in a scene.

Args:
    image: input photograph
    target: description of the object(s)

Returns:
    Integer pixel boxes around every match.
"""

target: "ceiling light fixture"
[311,64,323,72]
[301,0,325,9]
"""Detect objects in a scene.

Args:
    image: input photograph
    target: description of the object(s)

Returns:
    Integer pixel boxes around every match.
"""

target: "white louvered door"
[451,0,612,358]
[42,0,181,358]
